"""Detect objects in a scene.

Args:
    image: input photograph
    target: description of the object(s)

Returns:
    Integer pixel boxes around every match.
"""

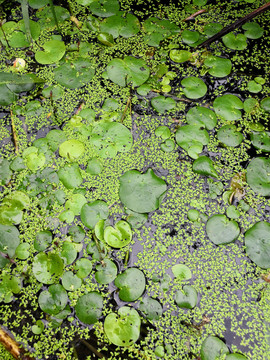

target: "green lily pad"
[186,106,217,130]
[176,125,209,159]
[244,221,270,269]
[175,285,198,309]
[115,267,145,301]
[81,200,109,229]
[74,258,92,278]
[222,33,247,50]
[0,84,17,106]
[143,17,179,47]
[54,59,95,89]
[126,210,148,229]
[170,49,192,63]
[119,169,167,213]
[104,220,132,248]
[217,125,244,147]
[139,296,162,321]
[107,56,150,87]
[0,275,21,303]
[0,224,20,268]
[90,122,133,158]
[37,6,70,29]
[200,336,229,360]
[155,126,171,139]
[59,140,85,160]
[182,29,200,44]
[226,205,240,219]
[242,22,263,39]
[104,306,141,346]
[61,242,77,265]
[213,94,243,120]
[246,157,270,196]
[65,194,87,216]
[95,259,118,284]
[15,243,30,260]
[204,56,232,77]
[226,354,247,360]
[86,158,103,175]
[181,77,207,99]
[250,131,270,152]
[204,22,223,37]
[32,252,64,284]
[68,226,85,243]
[58,163,83,189]
[62,271,82,291]
[35,40,66,65]
[187,209,200,222]
[34,230,53,252]
[31,320,45,335]
[151,96,176,113]
[206,214,240,245]
[0,20,40,47]
[46,130,67,151]
[261,97,270,112]
[38,284,68,315]
[172,264,192,281]
[0,159,12,185]
[97,32,114,46]
[75,292,103,324]
[160,139,175,152]
[247,80,262,93]
[89,0,119,17]
[100,12,140,38]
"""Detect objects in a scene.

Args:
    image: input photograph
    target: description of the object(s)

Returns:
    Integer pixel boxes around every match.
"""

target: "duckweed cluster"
[0,0,269,359]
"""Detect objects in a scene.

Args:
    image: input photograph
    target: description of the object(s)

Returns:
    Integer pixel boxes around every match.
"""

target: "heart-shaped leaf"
[204,55,232,77]
[217,125,243,147]
[139,296,162,321]
[95,259,117,284]
[38,284,67,315]
[75,292,103,324]
[35,40,66,65]
[213,94,243,120]
[222,33,247,50]
[32,252,64,284]
[186,106,217,130]
[81,200,109,229]
[0,224,20,268]
[246,157,270,196]
[151,96,176,113]
[104,220,132,248]
[115,267,145,301]
[206,214,240,245]
[200,336,229,360]
[176,125,209,159]
[181,77,207,99]
[54,59,95,88]
[174,285,198,309]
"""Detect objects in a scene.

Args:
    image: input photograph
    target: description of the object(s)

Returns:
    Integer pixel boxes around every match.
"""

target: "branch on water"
[0,328,35,360]
[197,1,270,48]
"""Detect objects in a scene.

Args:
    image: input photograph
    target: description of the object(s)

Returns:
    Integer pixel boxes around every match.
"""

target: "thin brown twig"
[80,339,107,359]
[121,97,131,123]
[197,1,270,48]
[183,9,207,21]
[11,110,19,153]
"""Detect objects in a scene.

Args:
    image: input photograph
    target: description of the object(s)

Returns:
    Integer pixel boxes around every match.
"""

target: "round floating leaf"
[181,77,207,99]
[100,12,140,38]
[217,125,243,147]
[143,17,179,47]
[204,56,232,77]
[187,209,200,222]
[75,258,92,278]
[90,0,119,17]
[213,94,243,120]
[139,296,162,321]
[182,29,200,44]
[31,320,44,335]
[38,6,70,29]
[62,271,82,291]
[107,56,150,87]
[186,106,217,130]
[104,307,141,347]
[175,285,198,309]
[46,129,67,151]
[81,200,109,229]
[90,122,133,158]
[104,220,132,248]
[61,241,77,265]
[32,252,64,284]
[126,210,148,229]
[86,158,103,175]
[119,168,167,213]
[65,194,87,216]
[38,284,67,315]
[97,32,114,46]
[34,230,52,252]
[115,267,145,301]
[151,96,176,113]
[172,264,192,281]
[226,205,240,219]
[244,221,270,269]
[261,97,270,112]
[54,59,95,89]
[0,224,20,268]
[204,22,223,37]
[170,49,192,63]
[15,243,30,260]
[200,336,229,360]
[58,163,83,189]
[242,22,263,39]
[155,126,171,140]
[246,157,270,196]
[176,125,209,159]
[35,40,66,65]
[247,80,262,93]
[75,292,103,324]
[250,131,270,152]
[222,33,247,50]
[160,139,175,152]
[206,214,240,245]
[59,140,85,160]
[95,259,117,284]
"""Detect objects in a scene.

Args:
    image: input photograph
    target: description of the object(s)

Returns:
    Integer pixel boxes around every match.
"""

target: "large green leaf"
[119,169,167,213]
[246,157,270,196]
[115,267,145,301]
[54,59,95,88]
[200,336,229,360]
[206,214,240,245]
[75,292,103,324]
[0,224,20,268]
[32,252,64,284]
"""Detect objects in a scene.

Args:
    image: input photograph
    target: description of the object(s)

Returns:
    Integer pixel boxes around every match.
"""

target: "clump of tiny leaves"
[0,0,269,359]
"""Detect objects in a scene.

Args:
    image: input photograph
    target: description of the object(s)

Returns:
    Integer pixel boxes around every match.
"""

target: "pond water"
[0,0,269,359]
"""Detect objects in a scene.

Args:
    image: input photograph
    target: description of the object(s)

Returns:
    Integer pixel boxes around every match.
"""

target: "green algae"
[0,0,269,359]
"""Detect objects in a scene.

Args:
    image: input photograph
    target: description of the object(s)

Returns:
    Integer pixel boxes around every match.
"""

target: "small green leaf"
[35,40,66,64]
[213,94,243,120]
[32,252,64,284]
[170,49,192,63]
[59,140,85,160]
[181,77,207,99]
[186,106,217,130]
[200,336,229,360]
[139,296,162,321]
[95,259,117,284]
[206,214,240,245]
[172,264,192,281]
[151,96,176,113]
[81,200,109,229]
[222,33,247,50]
[104,220,132,248]
[75,292,103,324]
[38,284,68,315]
[115,267,145,301]
[175,285,198,309]
[217,125,243,147]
